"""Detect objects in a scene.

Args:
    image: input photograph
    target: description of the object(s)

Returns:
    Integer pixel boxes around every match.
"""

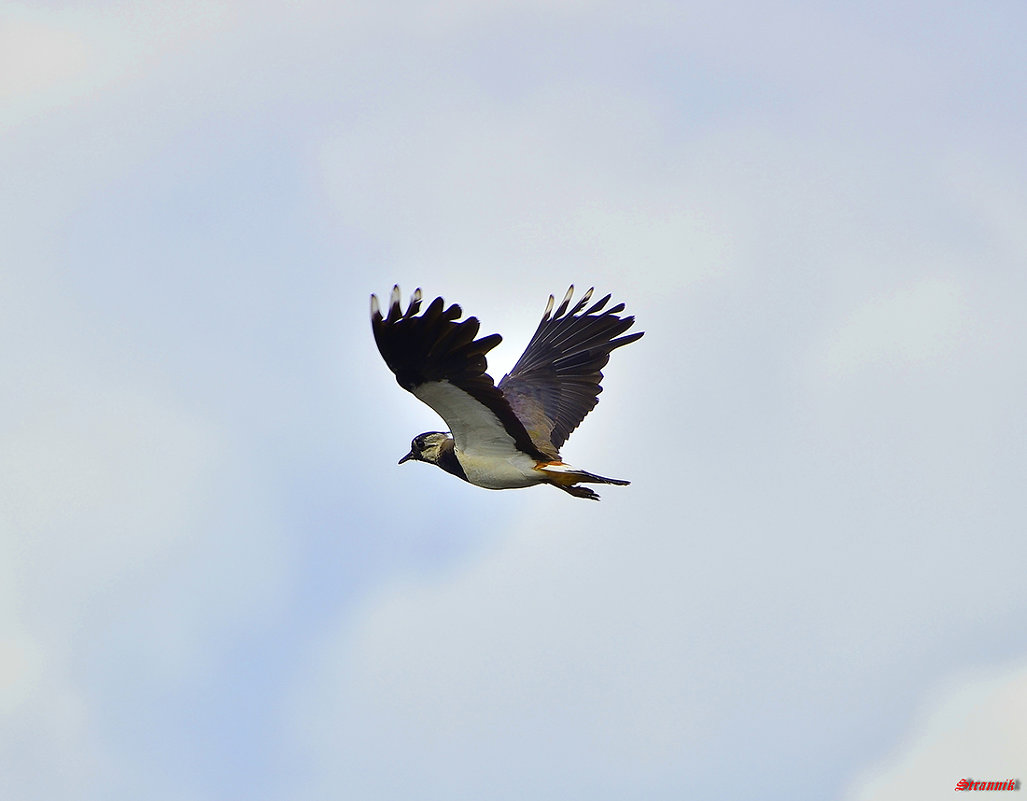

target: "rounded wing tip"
[373,285,429,324]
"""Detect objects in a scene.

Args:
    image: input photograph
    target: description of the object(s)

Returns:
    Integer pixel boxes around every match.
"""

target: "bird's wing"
[370,286,551,461]
[498,286,644,456]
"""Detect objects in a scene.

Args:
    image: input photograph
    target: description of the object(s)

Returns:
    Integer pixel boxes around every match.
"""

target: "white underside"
[454,448,544,489]
[412,380,550,489]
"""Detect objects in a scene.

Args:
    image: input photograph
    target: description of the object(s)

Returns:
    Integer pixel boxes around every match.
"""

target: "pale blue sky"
[2,2,1026,799]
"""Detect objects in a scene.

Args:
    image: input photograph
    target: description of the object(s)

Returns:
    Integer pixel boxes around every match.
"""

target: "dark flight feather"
[370,286,550,461]
[498,287,643,457]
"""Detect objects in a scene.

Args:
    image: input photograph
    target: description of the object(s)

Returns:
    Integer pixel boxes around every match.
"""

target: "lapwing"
[370,285,643,501]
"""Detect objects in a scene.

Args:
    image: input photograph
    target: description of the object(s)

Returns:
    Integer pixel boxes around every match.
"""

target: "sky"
[2,1,1026,799]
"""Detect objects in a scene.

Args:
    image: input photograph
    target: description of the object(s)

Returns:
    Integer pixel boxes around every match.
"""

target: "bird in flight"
[370,285,643,500]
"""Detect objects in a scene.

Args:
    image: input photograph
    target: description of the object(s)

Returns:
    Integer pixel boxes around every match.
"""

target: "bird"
[369,285,644,500]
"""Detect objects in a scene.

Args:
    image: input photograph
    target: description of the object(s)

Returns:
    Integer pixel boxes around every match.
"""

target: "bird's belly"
[455,449,543,489]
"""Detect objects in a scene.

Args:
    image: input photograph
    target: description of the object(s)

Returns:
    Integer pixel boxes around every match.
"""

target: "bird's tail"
[572,469,630,486]
[552,473,630,501]
[535,462,630,501]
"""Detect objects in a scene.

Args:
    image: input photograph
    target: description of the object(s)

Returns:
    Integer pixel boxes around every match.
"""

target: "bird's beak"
[398,450,415,464]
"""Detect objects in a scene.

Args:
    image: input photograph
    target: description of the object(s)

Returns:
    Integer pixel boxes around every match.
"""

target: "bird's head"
[398,432,450,466]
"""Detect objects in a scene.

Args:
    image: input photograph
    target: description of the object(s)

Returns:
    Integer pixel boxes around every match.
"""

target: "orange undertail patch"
[533,461,583,487]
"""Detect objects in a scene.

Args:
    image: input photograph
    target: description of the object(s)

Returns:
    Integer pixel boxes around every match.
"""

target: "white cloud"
[317,85,730,288]
[0,3,233,130]
[0,363,216,795]
[0,263,291,799]
[293,522,715,799]
[819,277,967,376]
[845,663,1027,801]
[0,15,89,101]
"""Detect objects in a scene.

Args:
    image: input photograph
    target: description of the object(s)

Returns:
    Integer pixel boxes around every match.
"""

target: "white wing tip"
[375,285,423,319]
